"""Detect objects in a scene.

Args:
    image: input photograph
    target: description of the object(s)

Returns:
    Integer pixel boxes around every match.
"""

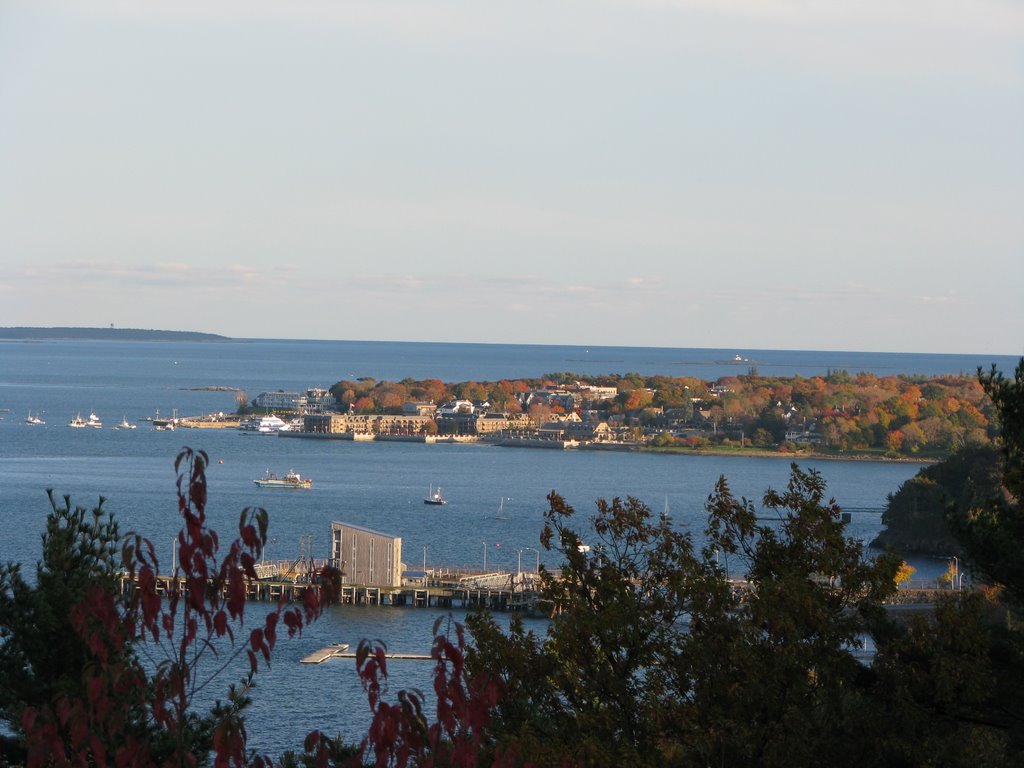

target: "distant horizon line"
[0,326,1018,359]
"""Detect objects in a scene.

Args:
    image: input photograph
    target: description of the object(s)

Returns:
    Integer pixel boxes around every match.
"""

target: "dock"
[119,568,547,615]
[300,644,431,664]
[300,643,350,664]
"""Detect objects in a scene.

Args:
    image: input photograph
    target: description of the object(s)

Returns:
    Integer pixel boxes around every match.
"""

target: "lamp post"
[422,545,429,574]
[263,537,277,566]
[171,537,177,576]
[524,547,540,574]
[482,541,487,572]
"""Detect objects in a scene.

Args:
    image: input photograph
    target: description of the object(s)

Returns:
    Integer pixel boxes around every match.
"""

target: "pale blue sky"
[1,0,1021,354]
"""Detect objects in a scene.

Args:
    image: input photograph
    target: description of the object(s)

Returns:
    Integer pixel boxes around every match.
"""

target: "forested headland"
[0,326,229,342]
[322,368,993,459]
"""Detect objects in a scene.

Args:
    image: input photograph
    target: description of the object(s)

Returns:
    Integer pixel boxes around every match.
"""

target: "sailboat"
[495,496,511,520]
[424,485,447,505]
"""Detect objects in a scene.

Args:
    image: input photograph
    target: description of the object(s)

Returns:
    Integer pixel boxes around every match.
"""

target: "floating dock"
[300,644,431,664]
[300,643,350,664]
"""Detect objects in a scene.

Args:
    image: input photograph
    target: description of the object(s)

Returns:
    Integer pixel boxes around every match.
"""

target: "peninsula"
[0,326,229,342]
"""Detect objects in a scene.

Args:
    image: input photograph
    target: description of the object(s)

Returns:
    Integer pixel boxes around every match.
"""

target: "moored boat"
[26,411,45,425]
[254,470,312,489]
[424,485,447,505]
[115,416,137,430]
[87,411,102,428]
[239,415,292,434]
[68,414,87,428]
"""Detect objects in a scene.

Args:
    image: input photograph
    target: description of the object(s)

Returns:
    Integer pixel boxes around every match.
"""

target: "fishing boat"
[115,416,137,430]
[68,414,87,428]
[424,485,447,505]
[25,411,45,425]
[253,470,312,489]
[87,412,103,428]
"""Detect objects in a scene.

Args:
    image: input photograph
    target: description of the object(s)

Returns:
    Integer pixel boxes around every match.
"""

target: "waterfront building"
[303,387,338,413]
[302,412,434,434]
[329,521,402,588]
[253,388,337,413]
[564,420,613,442]
[474,412,533,435]
[254,390,303,411]
[402,401,437,417]
[437,400,476,416]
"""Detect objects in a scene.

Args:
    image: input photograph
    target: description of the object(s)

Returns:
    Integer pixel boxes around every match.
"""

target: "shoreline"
[636,446,938,464]
[273,428,939,465]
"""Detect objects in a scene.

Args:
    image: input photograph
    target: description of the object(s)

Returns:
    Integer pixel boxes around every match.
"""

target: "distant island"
[0,327,229,342]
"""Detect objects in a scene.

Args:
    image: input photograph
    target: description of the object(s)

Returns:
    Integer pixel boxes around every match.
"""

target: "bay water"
[0,338,1013,753]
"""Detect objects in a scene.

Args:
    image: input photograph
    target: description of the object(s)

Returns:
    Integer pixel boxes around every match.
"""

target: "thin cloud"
[6,260,280,291]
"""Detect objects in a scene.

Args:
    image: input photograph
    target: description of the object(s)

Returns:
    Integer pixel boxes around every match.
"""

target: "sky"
[1,0,1021,355]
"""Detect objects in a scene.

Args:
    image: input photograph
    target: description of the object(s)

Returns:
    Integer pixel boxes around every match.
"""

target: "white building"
[253,390,303,410]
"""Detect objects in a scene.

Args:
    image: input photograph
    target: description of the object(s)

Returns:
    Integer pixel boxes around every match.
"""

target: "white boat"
[495,496,511,520]
[25,411,45,425]
[87,412,102,428]
[424,485,447,505]
[68,414,87,428]
[254,470,312,489]
[238,415,293,434]
[115,416,136,430]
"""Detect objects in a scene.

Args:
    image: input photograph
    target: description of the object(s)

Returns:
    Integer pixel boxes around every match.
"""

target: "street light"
[523,547,540,574]
[422,545,429,573]
[482,541,487,572]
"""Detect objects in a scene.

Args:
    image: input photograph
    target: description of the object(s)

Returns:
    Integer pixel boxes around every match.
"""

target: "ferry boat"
[238,415,293,434]
[253,470,312,489]
[424,485,447,505]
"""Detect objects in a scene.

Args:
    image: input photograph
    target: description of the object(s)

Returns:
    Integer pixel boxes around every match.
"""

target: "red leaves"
[352,618,506,768]
[20,446,332,768]
[213,609,229,637]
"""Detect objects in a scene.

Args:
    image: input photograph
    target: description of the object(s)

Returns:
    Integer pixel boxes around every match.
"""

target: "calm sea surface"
[0,339,1015,753]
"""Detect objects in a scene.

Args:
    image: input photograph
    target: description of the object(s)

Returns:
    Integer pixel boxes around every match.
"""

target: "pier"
[120,566,547,615]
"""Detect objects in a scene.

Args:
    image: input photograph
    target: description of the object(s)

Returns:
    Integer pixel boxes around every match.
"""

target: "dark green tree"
[865,359,1024,767]
[0,493,127,758]
[871,443,1003,556]
[466,465,901,767]
[952,360,1024,607]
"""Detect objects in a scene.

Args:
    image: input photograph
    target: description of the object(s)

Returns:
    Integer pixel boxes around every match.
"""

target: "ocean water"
[0,338,1010,753]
